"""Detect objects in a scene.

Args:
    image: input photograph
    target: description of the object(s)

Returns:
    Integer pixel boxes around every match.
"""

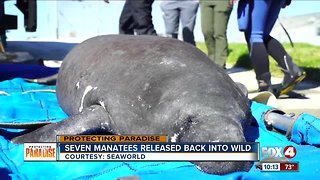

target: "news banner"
[23,135,299,172]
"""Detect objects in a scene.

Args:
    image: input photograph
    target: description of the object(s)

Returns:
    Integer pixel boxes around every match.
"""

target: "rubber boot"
[278,55,306,96]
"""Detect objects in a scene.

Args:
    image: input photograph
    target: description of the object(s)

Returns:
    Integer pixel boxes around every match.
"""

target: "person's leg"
[264,36,287,68]
[264,35,306,95]
[132,0,157,35]
[160,2,179,39]
[262,0,287,69]
[244,31,251,52]
[119,0,135,35]
[248,0,272,91]
[213,1,233,68]
[179,1,199,45]
[200,2,215,62]
[263,0,306,95]
[243,0,253,52]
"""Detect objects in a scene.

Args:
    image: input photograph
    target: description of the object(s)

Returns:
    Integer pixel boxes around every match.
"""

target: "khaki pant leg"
[213,2,232,67]
[200,2,215,62]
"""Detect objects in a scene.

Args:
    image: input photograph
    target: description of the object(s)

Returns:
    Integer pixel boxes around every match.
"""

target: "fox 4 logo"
[261,146,297,159]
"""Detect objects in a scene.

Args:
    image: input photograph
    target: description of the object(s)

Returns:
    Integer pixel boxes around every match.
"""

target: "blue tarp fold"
[291,113,320,146]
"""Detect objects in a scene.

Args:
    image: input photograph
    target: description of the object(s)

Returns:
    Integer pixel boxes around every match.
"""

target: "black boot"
[278,55,306,96]
[257,72,274,93]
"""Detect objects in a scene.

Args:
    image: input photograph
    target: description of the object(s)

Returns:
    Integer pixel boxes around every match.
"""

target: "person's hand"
[104,0,109,3]
[230,0,238,5]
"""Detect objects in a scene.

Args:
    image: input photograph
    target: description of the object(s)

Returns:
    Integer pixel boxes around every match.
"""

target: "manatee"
[10,35,252,174]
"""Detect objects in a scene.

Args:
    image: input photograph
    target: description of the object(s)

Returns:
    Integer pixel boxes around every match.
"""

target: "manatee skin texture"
[12,35,252,175]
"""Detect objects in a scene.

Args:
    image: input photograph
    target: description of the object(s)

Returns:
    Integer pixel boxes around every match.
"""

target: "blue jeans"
[160,0,199,45]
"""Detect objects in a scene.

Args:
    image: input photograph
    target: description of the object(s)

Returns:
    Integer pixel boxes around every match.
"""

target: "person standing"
[237,0,305,96]
[200,0,234,68]
[119,0,157,35]
[160,0,199,46]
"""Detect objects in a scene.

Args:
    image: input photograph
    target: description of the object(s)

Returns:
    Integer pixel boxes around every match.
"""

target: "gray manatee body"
[12,35,252,174]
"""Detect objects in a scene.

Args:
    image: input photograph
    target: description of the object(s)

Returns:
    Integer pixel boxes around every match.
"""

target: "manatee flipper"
[12,105,116,143]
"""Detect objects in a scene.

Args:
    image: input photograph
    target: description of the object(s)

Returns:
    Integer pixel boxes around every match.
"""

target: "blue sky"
[4,0,320,42]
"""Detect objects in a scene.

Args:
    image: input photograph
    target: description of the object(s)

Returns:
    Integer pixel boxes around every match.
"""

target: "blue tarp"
[0,65,320,179]
[0,64,58,82]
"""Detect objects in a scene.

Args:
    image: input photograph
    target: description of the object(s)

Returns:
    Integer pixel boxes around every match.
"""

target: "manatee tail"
[11,105,116,144]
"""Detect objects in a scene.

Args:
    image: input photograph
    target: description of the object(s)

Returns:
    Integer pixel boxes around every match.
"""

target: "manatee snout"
[174,113,252,174]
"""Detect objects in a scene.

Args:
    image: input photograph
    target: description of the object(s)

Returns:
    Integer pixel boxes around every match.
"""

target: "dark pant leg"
[264,36,289,69]
[132,0,157,35]
[119,0,135,35]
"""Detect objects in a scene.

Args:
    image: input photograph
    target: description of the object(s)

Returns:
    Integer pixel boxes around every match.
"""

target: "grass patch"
[196,42,320,82]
